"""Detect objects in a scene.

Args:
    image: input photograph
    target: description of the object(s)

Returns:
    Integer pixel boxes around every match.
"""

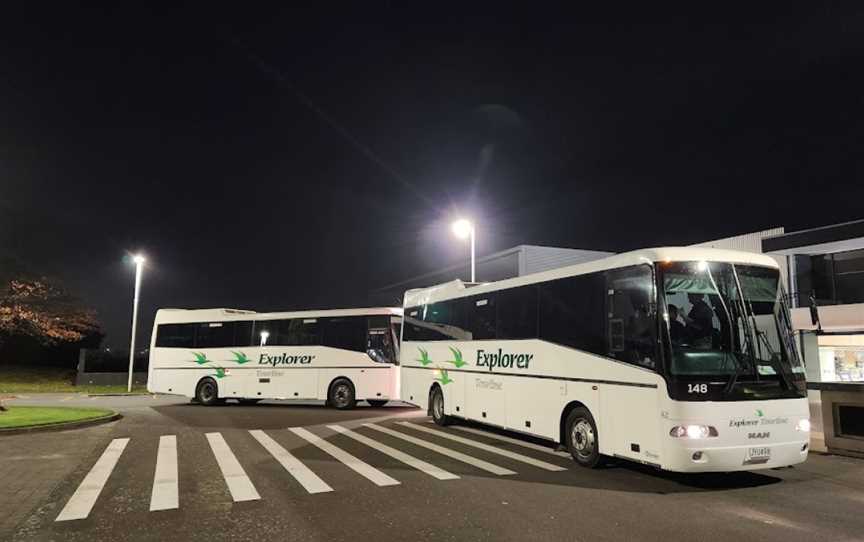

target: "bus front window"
[367,329,395,364]
[660,261,805,401]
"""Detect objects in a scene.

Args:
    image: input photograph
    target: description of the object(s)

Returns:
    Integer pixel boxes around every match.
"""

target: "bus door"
[604,266,662,462]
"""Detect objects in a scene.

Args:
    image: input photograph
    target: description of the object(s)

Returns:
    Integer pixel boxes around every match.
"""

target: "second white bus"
[400,247,810,472]
[147,307,401,409]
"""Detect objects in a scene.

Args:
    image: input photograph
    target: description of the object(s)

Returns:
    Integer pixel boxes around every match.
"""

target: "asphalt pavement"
[3,394,864,542]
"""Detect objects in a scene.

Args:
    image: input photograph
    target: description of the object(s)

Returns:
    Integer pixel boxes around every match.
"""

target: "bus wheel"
[565,407,605,468]
[328,378,356,410]
[430,386,451,426]
[238,399,261,405]
[195,378,220,406]
[367,400,388,408]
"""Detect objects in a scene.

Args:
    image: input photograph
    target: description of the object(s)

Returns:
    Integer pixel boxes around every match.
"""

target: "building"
[762,220,864,381]
[370,245,612,306]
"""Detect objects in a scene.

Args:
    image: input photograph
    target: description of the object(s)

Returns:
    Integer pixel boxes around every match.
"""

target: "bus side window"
[606,266,657,369]
[155,323,195,348]
[497,286,539,340]
[467,295,496,340]
[322,317,367,352]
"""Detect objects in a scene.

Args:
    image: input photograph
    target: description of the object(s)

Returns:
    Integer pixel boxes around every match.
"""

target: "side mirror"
[808,292,821,330]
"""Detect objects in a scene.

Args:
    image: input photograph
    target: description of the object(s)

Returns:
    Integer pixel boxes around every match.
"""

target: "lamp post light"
[127,254,145,393]
[451,219,475,283]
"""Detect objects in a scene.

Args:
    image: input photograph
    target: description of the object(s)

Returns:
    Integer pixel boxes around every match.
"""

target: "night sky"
[2,4,863,345]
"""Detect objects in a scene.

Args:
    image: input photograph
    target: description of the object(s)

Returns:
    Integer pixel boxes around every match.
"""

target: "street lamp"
[127,254,145,393]
[451,219,475,283]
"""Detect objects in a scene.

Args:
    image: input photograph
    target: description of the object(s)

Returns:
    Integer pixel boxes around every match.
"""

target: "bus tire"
[328,378,356,410]
[238,399,261,405]
[367,400,388,408]
[195,378,220,406]
[565,407,606,468]
[430,385,451,426]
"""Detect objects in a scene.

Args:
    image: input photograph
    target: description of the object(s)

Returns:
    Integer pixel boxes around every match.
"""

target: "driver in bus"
[682,293,714,348]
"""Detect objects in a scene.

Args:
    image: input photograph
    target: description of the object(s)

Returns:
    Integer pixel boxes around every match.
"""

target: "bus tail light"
[670,425,718,439]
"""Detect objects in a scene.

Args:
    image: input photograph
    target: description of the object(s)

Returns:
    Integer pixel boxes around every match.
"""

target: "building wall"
[520,246,612,275]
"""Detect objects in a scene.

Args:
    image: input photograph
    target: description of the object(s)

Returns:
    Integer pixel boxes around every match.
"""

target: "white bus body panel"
[148,347,397,401]
[401,340,661,458]
[660,396,809,472]
[400,247,810,473]
[147,307,400,403]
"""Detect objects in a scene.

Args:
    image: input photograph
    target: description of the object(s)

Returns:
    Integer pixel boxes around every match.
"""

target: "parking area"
[4,396,864,542]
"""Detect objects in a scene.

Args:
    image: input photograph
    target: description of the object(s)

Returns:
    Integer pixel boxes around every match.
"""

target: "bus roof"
[154,306,402,324]
[403,246,780,307]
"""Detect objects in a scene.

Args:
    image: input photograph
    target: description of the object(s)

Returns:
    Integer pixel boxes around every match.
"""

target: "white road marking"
[249,430,333,494]
[364,423,515,476]
[328,425,459,481]
[397,422,567,472]
[205,432,261,502]
[149,435,179,511]
[56,438,130,522]
[451,425,571,458]
[288,427,400,487]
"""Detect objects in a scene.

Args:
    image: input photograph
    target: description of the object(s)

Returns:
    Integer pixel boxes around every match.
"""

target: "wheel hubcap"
[433,392,443,419]
[571,419,595,458]
[202,383,215,402]
[334,384,350,406]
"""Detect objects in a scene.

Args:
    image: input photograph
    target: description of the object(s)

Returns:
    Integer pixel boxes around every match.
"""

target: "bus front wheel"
[430,386,451,426]
[195,378,220,406]
[565,407,606,468]
[328,378,356,410]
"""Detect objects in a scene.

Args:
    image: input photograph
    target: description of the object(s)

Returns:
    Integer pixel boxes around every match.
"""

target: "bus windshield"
[661,261,806,400]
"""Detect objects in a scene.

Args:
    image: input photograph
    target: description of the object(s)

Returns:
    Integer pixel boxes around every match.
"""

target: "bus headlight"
[796,419,811,432]
[670,425,719,439]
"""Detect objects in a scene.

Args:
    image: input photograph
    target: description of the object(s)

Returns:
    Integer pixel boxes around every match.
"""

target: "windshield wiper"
[734,267,793,391]
[723,355,745,396]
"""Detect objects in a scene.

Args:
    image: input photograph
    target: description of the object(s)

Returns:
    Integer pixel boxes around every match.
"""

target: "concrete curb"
[0,412,121,436]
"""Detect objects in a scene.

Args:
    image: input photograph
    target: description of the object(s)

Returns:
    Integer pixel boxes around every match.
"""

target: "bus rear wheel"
[195,378,220,406]
[430,386,451,426]
[328,378,356,410]
[367,400,388,408]
[565,407,605,468]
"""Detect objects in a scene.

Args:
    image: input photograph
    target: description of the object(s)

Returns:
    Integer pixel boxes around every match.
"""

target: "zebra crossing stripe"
[450,425,572,458]
[205,432,261,502]
[289,427,400,487]
[363,423,515,476]
[396,422,567,472]
[249,430,333,494]
[56,438,130,522]
[149,435,179,511]
[327,425,459,481]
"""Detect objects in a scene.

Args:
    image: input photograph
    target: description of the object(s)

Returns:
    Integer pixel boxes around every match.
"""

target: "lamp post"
[451,219,475,283]
[127,254,145,393]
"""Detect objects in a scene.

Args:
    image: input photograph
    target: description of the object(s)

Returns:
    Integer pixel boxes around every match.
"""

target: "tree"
[0,255,103,366]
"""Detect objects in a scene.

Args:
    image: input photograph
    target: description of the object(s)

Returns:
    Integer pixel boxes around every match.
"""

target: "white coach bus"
[148,307,401,409]
[400,247,810,472]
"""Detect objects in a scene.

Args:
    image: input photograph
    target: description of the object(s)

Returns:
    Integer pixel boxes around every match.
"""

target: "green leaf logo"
[229,351,251,364]
[213,367,227,379]
[756,409,765,417]
[416,347,433,366]
[444,346,467,368]
[190,352,212,365]
[434,367,454,386]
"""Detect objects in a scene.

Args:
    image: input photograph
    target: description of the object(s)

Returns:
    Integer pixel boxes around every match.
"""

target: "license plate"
[745,447,771,464]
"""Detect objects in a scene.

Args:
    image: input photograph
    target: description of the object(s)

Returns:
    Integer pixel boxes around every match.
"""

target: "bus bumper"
[662,440,810,472]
